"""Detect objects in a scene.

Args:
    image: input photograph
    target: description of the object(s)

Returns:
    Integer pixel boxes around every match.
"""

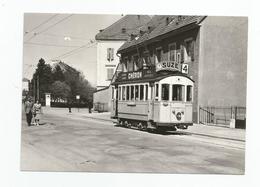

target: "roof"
[95,15,151,41]
[112,70,194,85]
[118,15,206,52]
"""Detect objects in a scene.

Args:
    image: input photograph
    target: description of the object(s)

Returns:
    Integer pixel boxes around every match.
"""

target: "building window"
[107,48,114,61]
[123,57,128,72]
[168,43,176,61]
[186,85,192,102]
[161,84,170,101]
[107,68,114,80]
[127,57,134,72]
[155,48,162,63]
[172,84,185,101]
[184,39,194,62]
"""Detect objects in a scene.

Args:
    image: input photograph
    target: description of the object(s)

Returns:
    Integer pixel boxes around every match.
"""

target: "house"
[93,15,151,112]
[116,15,248,123]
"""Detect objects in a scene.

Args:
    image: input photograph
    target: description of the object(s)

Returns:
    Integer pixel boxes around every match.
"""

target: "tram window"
[155,83,159,100]
[126,86,130,100]
[172,84,185,101]
[135,85,139,100]
[122,86,125,101]
[161,84,169,101]
[118,87,121,101]
[140,85,144,100]
[112,87,114,99]
[131,85,135,100]
[186,85,192,102]
[145,85,148,100]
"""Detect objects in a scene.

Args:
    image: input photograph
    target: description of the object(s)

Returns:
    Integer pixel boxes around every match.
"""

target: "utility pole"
[34,77,36,101]
[37,74,40,101]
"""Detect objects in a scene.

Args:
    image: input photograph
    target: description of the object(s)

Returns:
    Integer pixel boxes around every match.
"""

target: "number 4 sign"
[181,63,189,74]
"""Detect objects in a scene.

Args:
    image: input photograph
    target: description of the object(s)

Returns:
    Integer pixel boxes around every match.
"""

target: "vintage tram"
[111,62,194,132]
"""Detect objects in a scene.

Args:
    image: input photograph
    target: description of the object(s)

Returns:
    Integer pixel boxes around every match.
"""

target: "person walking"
[32,100,42,126]
[24,97,33,126]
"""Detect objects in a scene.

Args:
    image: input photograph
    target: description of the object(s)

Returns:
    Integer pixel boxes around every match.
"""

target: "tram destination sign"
[156,61,181,72]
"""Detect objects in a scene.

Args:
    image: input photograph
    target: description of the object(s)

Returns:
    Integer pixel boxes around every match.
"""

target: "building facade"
[116,15,247,123]
[93,15,151,111]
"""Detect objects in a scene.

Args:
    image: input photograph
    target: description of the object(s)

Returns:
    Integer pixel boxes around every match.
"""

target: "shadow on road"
[114,124,191,136]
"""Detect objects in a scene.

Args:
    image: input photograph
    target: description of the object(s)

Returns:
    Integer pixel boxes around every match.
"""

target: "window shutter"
[180,44,184,63]
[111,48,114,61]
[190,40,195,61]
[107,48,110,61]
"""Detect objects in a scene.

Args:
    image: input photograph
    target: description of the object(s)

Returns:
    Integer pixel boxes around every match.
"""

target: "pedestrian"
[68,100,72,113]
[24,97,33,126]
[32,100,43,126]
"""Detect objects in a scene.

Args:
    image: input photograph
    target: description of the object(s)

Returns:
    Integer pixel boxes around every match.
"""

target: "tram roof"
[111,70,194,85]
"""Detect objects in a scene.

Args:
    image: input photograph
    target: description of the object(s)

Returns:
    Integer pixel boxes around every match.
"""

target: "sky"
[23,13,123,86]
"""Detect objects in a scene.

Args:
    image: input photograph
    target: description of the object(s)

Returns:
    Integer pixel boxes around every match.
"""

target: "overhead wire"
[24,42,82,48]
[24,14,58,36]
[51,42,96,60]
[24,14,73,42]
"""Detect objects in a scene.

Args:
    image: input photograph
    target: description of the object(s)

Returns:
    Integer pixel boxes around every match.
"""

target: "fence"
[199,106,246,128]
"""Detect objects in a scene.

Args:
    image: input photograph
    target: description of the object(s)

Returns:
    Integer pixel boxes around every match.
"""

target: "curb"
[80,115,245,142]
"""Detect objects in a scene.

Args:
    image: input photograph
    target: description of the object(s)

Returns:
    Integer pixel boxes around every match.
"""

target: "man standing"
[24,97,33,126]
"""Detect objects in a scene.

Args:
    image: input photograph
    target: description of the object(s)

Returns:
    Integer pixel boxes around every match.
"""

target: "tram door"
[111,86,117,118]
[115,87,118,117]
[148,85,154,120]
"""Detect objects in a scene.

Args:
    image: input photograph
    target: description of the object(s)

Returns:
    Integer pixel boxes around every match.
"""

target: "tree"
[31,58,53,102]
[53,65,65,82]
[50,81,71,101]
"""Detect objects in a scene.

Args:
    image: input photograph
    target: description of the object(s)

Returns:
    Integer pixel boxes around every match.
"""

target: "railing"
[199,106,246,127]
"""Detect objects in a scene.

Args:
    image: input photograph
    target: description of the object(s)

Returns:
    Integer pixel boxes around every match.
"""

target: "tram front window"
[186,85,192,102]
[126,86,130,100]
[161,84,169,101]
[172,84,185,101]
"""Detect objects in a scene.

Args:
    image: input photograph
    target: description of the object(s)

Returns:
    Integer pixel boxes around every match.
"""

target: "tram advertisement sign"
[156,61,181,72]
[128,71,142,79]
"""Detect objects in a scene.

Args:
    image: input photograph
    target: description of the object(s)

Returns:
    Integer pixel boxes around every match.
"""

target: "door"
[148,85,154,120]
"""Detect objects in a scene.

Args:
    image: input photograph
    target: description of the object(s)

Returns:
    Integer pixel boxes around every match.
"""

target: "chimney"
[166,17,170,25]
[130,34,136,40]
[139,30,145,35]
[147,26,153,33]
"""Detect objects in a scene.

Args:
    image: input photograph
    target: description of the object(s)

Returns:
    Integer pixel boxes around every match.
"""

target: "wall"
[93,86,112,111]
[198,16,248,109]
[96,40,125,89]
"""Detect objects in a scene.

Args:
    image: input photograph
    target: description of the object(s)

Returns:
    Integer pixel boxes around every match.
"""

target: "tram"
[111,62,194,132]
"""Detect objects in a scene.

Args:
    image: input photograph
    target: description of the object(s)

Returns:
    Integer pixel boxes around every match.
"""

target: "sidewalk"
[43,107,245,142]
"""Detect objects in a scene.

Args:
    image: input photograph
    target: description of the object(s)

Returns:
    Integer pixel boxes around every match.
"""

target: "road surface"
[20,108,245,174]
